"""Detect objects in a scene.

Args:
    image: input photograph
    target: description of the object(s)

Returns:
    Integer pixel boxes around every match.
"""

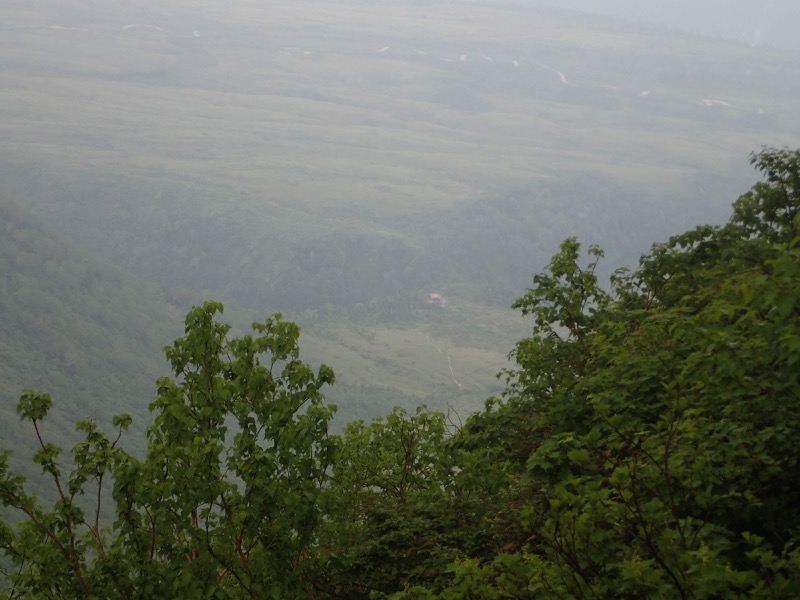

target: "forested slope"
[5,0,797,428]
[3,0,793,318]
[2,149,798,597]
[0,196,187,459]
[321,148,800,597]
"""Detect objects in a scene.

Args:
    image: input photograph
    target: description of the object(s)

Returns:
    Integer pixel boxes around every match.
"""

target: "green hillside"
[2,148,798,598]
[1,0,799,593]
[0,196,187,461]
[4,0,798,425]
[2,0,795,314]
[0,191,508,452]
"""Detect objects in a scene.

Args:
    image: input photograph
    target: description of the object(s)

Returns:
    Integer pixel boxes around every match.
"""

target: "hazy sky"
[495,0,800,51]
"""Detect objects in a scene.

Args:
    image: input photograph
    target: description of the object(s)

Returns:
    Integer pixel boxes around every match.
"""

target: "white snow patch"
[414,49,426,55]
[459,54,467,61]
[702,98,733,108]
[536,62,567,83]
[482,55,494,62]
[377,46,389,53]
[192,30,201,38]
[640,90,651,97]
[512,60,519,68]
[122,24,164,32]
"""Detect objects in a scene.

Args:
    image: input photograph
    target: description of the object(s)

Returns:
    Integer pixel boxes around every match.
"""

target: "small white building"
[426,293,446,307]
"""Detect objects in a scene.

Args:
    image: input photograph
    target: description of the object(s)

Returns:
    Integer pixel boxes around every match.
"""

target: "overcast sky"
[494,0,800,51]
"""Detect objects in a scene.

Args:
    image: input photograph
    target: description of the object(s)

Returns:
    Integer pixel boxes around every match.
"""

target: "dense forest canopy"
[2,147,799,597]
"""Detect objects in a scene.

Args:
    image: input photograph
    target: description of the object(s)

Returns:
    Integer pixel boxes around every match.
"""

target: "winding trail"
[427,336,462,389]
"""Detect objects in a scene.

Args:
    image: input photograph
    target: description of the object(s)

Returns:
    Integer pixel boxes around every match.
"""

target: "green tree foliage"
[319,407,455,596]
[1,302,336,598]
[396,147,800,598]
[3,148,800,598]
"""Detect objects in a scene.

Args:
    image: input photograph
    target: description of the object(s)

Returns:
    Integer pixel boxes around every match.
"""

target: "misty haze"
[2,0,800,596]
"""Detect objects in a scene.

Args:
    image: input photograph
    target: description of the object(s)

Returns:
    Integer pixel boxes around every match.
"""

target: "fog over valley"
[3,1,800,595]
[2,0,799,437]
[480,0,800,51]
